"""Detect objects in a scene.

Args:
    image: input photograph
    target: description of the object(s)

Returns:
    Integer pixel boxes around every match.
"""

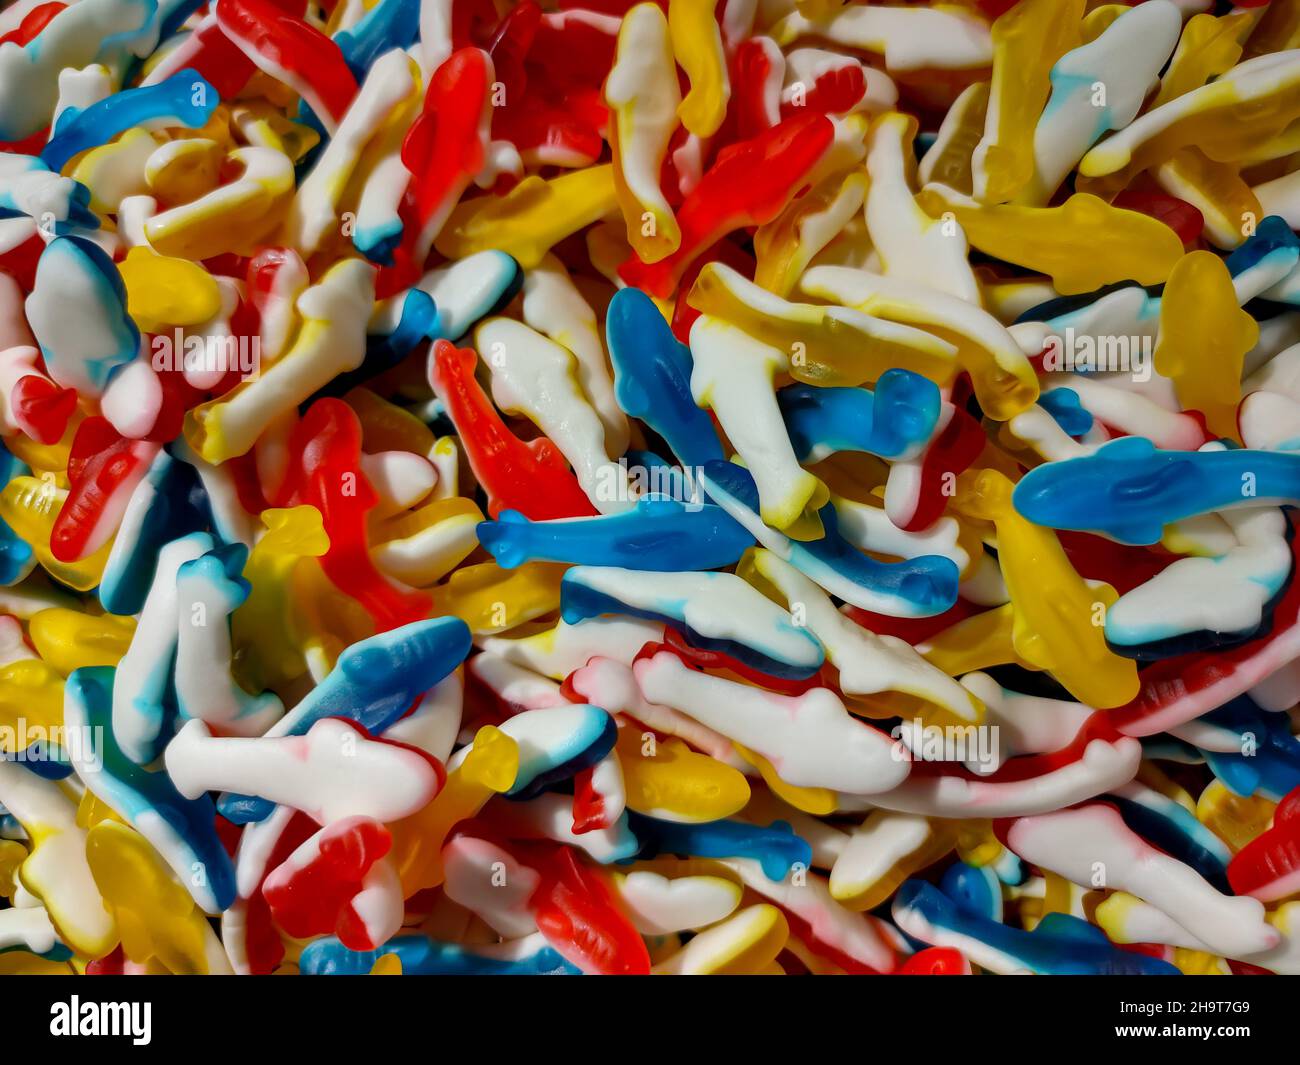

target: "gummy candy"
[0,0,1297,986]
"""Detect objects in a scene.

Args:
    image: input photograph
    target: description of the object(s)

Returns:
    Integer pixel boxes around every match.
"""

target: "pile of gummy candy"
[7,0,1300,978]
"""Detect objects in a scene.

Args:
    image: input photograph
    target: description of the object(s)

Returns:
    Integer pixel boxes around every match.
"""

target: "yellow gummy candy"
[607,3,683,264]
[434,166,619,269]
[618,728,751,822]
[1152,11,1256,111]
[346,387,437,456]
[76,789,126,831]
[916,187,1185,295]
[117,246,222,334]
[919,82,989,196]
[437,561,568,635]
[1080,4,1127,41]
[369,953,403,975]
[954,819,1005,868]
[69,128,155,213]
[1035,870,1090,928]
[292,557,375,679]
[0,839,26,898]
[686,260,958,389]
[230,102,322,162]
[231,506,330,693]
[1196,779,1276,853]
[973,0,1083,204]
[653,904,788,975]
[0,762,116,958]
[0,658,65,746]
[5,409,81,482]
[732,741,836,817]
[28,608,135,674]
[754,170,869,298]
[1079,49,1300,196]
[1247,0,1300,58]
[1173,948,1230,976]
[145,137,224,205]
[795,0,848,20]
[830,813,957,912]
[370,496,482,589]
[801,266,1039,420]
[918,601,1031,677]
[1155,249,1257,440]
[85,820,223,975]
[0,953,74,975]
[169,99,238,150]
[184,259,375,463]
[688,314,830,533]
[390,724,518,895]
[952,468,1138,708]
[0,477,112,592]
[144,146,295,260]
[668,0,730,139]
[1155,148,1261,250]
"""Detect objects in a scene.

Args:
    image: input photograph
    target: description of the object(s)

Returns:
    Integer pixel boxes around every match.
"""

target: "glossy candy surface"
[1,0,1299,980]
